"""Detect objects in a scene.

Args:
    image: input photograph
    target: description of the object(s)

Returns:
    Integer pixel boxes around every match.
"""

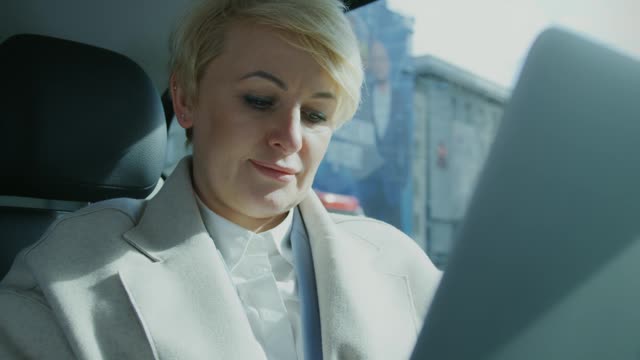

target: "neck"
[249,212,289,233]
[197,189,289,233]
[190,165,289,233]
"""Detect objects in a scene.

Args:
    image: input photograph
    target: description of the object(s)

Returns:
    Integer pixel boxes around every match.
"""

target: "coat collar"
[298,183,422,359]
[121,158,267,358]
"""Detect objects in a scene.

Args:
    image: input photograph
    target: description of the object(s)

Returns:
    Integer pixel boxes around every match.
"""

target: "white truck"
[412,55,510,268]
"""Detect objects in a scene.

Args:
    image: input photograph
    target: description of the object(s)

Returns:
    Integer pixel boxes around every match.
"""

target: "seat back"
[0,34,167,278]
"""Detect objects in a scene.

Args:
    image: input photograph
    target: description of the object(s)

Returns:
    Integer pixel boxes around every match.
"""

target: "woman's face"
[174,22,338,231]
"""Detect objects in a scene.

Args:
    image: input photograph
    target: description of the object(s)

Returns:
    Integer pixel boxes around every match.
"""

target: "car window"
[163,0,639,270]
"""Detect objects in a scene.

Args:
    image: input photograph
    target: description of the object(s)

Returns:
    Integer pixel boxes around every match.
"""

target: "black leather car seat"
[0,34,166,278]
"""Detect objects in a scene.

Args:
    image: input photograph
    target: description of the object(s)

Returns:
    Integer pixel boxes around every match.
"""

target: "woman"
[0,0,440,358]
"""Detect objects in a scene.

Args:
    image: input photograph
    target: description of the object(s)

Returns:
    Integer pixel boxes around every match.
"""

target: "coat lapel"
[120,158,267,359]
[299,192,420,360]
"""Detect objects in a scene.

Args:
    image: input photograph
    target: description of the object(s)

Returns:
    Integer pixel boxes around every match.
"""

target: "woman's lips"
[249,160,297,183]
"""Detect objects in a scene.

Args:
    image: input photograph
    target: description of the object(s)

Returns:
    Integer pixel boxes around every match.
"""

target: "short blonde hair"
[169,0,363,135]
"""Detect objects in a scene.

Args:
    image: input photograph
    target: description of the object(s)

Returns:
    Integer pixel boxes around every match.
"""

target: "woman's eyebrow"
[239,71,287,90]
[312,91,336,100]
[239,70,335,100]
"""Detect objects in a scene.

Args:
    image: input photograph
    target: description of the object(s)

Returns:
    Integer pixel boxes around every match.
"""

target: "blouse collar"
[195,195,294,269]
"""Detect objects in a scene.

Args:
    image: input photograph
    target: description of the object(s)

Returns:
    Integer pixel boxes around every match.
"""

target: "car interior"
[0,33,167,277]
[2,1,640,358]
[0,0,377,280]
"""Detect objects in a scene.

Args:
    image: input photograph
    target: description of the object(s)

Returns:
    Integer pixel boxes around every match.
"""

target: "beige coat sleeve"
[0,288,75,359]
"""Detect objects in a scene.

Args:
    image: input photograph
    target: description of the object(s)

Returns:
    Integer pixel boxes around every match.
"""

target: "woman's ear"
[170,73,194,129]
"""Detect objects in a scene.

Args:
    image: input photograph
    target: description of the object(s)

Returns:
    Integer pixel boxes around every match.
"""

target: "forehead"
[205,21,334,88]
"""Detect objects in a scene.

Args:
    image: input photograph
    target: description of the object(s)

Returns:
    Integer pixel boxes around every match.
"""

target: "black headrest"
[0,34,166,202]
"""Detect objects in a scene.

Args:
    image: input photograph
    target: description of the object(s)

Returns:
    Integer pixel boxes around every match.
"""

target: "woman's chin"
[244,190,300,218]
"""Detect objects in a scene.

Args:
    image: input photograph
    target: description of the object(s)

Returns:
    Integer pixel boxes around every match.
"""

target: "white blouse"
[196,196,303,360]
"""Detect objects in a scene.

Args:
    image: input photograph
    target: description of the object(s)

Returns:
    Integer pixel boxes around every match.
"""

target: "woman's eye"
[302,109,327,124]
[244,95,274,110]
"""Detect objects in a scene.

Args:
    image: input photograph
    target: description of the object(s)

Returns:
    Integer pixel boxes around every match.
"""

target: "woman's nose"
[268,108,303,154]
